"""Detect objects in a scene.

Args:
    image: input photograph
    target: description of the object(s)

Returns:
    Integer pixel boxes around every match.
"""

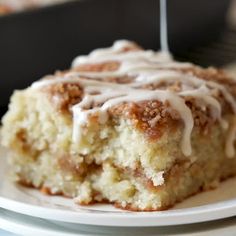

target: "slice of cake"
[1,40,236,211]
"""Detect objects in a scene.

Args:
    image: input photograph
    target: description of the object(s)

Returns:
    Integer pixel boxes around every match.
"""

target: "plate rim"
[0,194,236,227]
[0,208,84,236]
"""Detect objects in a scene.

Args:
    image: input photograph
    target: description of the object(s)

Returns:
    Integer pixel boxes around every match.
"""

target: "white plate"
[1,208,236,236]
[0,146,236,227]
[0,208,82,236]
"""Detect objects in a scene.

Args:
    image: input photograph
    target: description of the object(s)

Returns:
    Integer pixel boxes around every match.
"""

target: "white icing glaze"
[160,0,169,52]
[32,40,236,158]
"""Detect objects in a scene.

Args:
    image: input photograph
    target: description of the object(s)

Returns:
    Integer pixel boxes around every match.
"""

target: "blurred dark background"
[0,0,235,117]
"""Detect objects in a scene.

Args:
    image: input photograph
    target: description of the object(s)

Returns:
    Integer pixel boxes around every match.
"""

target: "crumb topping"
[30,40,236,157]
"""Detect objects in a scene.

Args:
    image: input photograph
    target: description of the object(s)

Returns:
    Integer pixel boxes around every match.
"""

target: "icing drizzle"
[32,40,236,158]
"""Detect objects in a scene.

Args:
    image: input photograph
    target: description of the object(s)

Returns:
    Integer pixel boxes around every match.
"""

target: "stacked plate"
[0,145,236,236]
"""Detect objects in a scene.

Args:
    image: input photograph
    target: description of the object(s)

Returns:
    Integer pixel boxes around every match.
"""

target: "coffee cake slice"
[2,40,236,211]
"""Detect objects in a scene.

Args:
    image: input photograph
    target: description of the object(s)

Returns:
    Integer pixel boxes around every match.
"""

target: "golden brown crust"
[177,66,236,98]
[73,61,120,72]
[109,97,221,140]
[72,42,141,72]
[35,49,236,141]
[110,101,180,140]
[39,70,233,140]
[41,82,83,113]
